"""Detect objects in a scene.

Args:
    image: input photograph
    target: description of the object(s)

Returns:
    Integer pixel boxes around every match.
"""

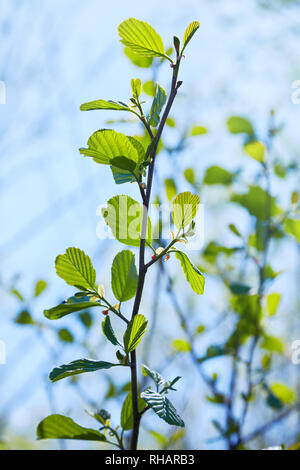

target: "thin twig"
[129,58,183,450]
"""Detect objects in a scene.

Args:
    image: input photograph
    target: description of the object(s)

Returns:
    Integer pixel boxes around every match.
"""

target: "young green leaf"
[204,166,233,186]
[267,293,281,316]
[58,328,74,343]
[182,21,200,51]
[165,178,177,202]
[109,136,146,183]
[131,78,142,99]
[121,391,134,430]
[111,250,138,302]
[15,310,35,325]
[44,300,100,320]
[270,383,296,405]
[184,168,195,185]
[121,391,145,430]
[229,223,241,237]
[124,47,153,68]
[244,141,265,163]
[34,280,47,297]
[79,129,144,167]
[172,192,200,230]
[227,116,254,136]
[261,335,284,354]
[172,339,191,353]
[55,247,96,291]
[37,414,106,441]
[149,430,168,447]
[231,186,280,220]
[173,250,205,295]
[143,80,156,97]
[166,117,176,127]
[189,125,208,136]
[80,99,135,113]
[102,195,152,247]
[102,315,122,346]
[123,314,148,354]
[118,18,170,61]
[148,84,167,127]
[173,36,180,56]
[49,358,119,382]
[283,218,300,243]
[141,389,184,427]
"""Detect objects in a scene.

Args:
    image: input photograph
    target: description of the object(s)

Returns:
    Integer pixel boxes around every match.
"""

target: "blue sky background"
[1,0,300,449]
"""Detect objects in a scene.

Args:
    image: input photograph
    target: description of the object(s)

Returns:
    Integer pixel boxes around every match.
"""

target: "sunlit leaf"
[244,141,265,163]
[143,80,156,96]
[118,18,170,60]
[184,168,195,185]
[270,383,296,405]
[80,99,135,113]
[227,116,254,136]
[204,166,233,186]
[284,218,300,243]
[55,247,96,291]
[173,250,205,295]
[182,21,200,51]
[166,117,176,127]
[34,280,47,297]
[37,414,106,442]
[189,125,207,136]
[121,391,133,430]
[267,293,281,316]
[149,430,168,446]
[231,186,280,220]
[124,47,153,68]
[172,192,200,230]
[131,78,142,100]
[111,250,138,302]
[102,316,122,347]
[165,178,177,202]
[79,129,144,170]
[123,314,148,354]
[10,287,24,302]
[121,392,145,430]
[261,335,284,354]
[172,339,191,352]
[102,195,152,247]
